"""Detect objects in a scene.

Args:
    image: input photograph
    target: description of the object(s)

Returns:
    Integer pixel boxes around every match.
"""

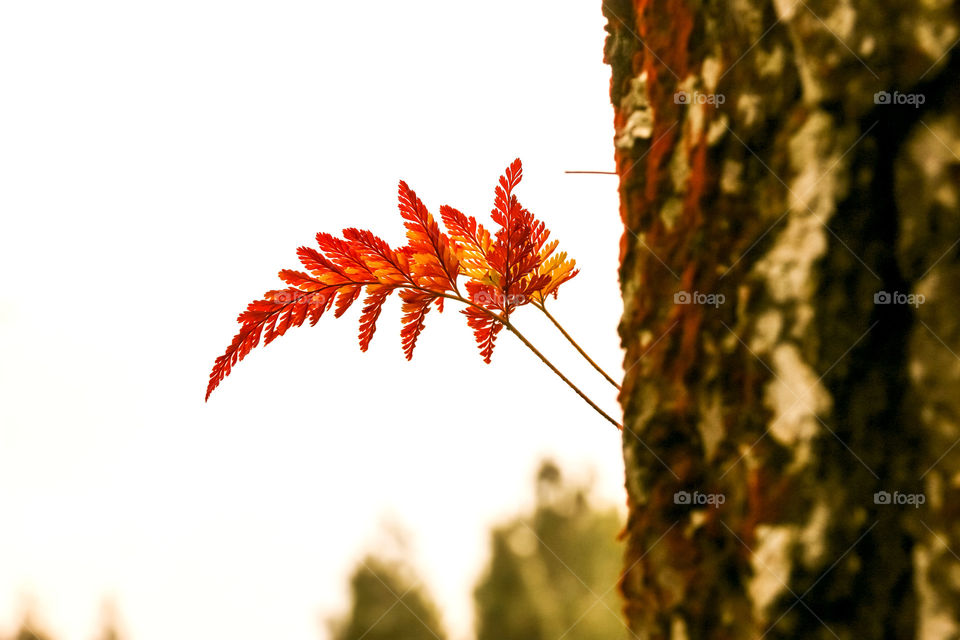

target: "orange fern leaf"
[440,204,493,282]
[206,242,375,400]
[206,158,583,400]
[463,305,503,364]
[206,287,333,401]
[483,160,549,313]
[357,284,395,351]
[342,228,412,285]
[532,252,579,301]
[399,289,436,360]
[315,232,377,279]
[515,215,578,302]
[397,181,459,290]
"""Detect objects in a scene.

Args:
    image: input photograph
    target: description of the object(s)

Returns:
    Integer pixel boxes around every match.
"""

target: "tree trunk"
[604,1,960,638]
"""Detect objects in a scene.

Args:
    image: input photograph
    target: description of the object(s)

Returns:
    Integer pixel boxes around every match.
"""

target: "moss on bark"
[605,1,960,637]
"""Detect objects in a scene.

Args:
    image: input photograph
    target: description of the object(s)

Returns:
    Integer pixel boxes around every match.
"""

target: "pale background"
[0,2,625,639]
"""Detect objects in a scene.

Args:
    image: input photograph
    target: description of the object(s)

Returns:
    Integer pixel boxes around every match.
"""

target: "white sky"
[0,2,624,639]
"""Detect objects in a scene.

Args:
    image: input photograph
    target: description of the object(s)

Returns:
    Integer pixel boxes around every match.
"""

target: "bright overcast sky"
[0,2,624,639]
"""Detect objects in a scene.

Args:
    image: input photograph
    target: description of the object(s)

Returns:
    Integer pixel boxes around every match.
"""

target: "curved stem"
[429,289,623,430]
[502,318,623,430]
[535,302,622,391]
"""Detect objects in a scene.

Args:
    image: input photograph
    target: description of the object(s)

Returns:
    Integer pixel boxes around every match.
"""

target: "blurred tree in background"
[3,612,121,640]
[93,625,121,640]
[8,462,622,640]
[473,460,624,640]
[328,553,447,640]
[10,622,51,640]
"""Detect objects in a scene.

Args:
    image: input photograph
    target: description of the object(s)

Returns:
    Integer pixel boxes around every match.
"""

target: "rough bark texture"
[604,1,960,638]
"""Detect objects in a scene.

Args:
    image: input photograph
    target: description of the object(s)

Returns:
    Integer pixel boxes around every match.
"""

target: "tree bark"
[604,1,960,638]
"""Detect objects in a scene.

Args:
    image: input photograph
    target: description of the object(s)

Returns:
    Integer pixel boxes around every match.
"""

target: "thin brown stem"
[535,301,622,391]
[427,289,622,429]
[501,319,623,430]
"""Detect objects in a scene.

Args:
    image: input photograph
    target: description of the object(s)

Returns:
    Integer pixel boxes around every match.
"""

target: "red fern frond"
[440,204,493,282]
[486,160,542,303]
[287,250,370,316]
[517,213,579,302]
[358,284,395,351]
[489,158,523,229]
[500,157,523,195]
[296,246,342,278]
[439,205,491,253]
[342,228,412,285]
[278,269,325,291]
[206,158,586,401]
[205,287,334,401]
[397,181,459,290]
[333,285,364,318]
[463,305,503,364]
[315,232,376,277]
[464,280,503,312]
[399,289,435,360]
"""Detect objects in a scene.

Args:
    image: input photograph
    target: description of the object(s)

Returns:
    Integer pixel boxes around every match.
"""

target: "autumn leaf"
[205,159,595,410]
[440,204,493,282]
[397,181,460,290]
[463,305,503,364]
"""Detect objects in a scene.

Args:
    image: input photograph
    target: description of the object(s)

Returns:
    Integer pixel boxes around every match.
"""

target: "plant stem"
[502,319,624,431]
[535,302,622,391]
[430,289,623,430]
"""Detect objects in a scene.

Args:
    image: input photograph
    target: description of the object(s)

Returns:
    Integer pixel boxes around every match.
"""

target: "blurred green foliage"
[4,617,120,640]
[331,459,625,640]
[329,554,447,640]
[11,624,51,640]
[473,460,625,640]
[6,461,622,640]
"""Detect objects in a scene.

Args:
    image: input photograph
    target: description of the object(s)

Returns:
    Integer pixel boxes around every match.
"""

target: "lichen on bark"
[604,0,960,637]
